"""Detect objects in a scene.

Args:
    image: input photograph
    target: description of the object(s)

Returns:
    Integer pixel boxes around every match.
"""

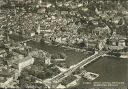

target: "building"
[9,0,37,3]
[125,30,128,46]
[0,66,16,88]
[107,32,127,50]
[12,56,34,75]
[61,75,77,86]
[0,49,7,58]
[0,77,14,88]
[98,38,107,50]
[118,38,126,47]
[0,33,4,41]
[0,0,5,6]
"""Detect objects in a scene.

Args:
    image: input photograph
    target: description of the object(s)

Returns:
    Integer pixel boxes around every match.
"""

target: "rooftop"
[0,49,6,54]
[13,56,34,64]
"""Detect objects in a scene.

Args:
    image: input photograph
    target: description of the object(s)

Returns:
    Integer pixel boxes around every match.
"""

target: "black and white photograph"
[0,0,127,89]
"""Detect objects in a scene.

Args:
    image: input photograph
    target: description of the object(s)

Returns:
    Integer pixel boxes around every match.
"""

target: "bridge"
[43,50,109,88]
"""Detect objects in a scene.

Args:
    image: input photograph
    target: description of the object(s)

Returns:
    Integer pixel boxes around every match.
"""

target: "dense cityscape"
[0,0,128,88]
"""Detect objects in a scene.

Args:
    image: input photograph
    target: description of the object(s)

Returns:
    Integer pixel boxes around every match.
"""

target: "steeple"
[126,29,128,38]
[112,29,117,38]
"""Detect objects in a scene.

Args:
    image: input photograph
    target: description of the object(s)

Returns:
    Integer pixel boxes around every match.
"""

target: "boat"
[120,52,128,58]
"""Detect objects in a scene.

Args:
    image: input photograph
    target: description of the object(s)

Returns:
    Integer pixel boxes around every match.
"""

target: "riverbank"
[9,34,128,88]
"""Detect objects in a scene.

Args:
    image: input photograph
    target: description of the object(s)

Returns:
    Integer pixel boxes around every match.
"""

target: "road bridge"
[43,50,109,88]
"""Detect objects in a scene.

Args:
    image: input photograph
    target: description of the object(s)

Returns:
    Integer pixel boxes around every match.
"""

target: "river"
[9,34,128,88]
